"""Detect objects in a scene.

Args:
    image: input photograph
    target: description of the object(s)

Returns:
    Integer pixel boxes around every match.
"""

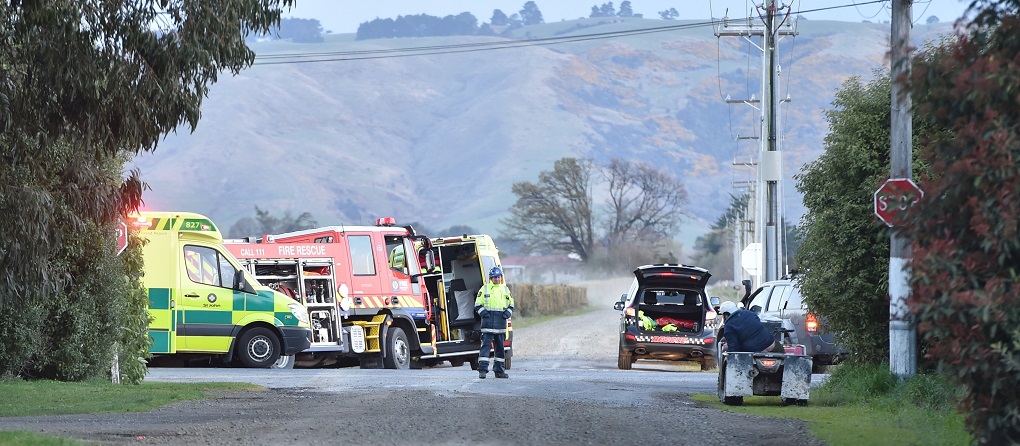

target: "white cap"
[719,301,739,315]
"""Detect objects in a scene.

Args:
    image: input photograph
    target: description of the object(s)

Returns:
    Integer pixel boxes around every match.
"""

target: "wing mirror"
[710,296,720,310]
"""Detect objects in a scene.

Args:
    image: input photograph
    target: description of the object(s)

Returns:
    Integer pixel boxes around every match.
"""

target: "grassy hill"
[129,17,956,255]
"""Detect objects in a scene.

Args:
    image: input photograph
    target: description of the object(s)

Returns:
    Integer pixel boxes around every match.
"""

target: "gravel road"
[0,278,826,445]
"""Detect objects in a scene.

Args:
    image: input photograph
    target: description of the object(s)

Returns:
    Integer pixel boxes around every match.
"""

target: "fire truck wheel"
[271,355,295,369]
[383,326,411,370]
[237,327,282,368]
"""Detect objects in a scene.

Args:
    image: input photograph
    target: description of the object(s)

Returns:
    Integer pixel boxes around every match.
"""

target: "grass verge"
[0,379,262,445]
[691,364,971,445]
[512,305,599,329]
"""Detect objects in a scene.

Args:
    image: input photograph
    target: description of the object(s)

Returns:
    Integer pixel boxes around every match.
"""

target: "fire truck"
[223,218,512,370]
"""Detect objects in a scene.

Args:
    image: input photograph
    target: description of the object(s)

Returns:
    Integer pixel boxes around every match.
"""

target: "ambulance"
[132,211,312,368]
[223,218,513,370]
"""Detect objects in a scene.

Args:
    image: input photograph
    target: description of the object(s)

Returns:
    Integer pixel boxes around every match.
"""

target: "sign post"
[874,178,923,227]
[115,221,129,255]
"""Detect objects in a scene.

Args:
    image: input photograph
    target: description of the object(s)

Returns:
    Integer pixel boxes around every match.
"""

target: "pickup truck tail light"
[806,312,819,333]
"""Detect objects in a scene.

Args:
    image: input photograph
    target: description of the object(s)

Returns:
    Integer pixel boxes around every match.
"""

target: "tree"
[501,157,687,268]
[926,15,939,24]
[502,158,595,262]
[602,159,687,249]
[277,18,324,43]
[228,206,318,238]
[909,10,1020,442]
[520,1,545,26]
[692,193,749,281]
[0,0,292,382]
[794,74,897,366]
[659,8,679,20]
[491,9,510,26]
[618,1,635,17]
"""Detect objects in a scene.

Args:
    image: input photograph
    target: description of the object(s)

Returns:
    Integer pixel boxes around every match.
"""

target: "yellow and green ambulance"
[132,211,311,368]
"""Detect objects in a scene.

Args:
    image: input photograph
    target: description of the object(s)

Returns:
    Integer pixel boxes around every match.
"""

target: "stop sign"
[115,221,129,255]
[874,178,923,227]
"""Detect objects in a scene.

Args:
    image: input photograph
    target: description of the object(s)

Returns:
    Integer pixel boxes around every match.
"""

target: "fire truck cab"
[224,218,512,370]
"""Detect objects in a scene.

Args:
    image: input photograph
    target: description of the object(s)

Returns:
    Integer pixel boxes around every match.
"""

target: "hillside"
[129,17,957,253]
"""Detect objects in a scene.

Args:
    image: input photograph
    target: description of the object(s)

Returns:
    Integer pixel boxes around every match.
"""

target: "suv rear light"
[624,307,635,317]
[705,309,717,321]
[806,312,818,333]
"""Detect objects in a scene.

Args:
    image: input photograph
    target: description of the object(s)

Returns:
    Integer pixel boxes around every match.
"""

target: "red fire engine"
[224,217,512,370]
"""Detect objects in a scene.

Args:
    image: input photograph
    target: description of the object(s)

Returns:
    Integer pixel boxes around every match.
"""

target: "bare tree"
[603,159,688,249]
[502,157,687,264]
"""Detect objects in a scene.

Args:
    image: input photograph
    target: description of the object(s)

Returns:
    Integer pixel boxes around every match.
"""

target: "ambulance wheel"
[449,359,466,368]
[618,346,633,370]
[469,359,479,370]
[271,355,295,370]
[383,326,411,370]
[237,327,281,368]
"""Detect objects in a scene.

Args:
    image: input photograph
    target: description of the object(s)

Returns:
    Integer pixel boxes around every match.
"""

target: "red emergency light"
[376,217,397,227]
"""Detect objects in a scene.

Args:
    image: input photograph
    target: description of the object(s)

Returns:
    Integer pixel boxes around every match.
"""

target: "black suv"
[614,264,720,371]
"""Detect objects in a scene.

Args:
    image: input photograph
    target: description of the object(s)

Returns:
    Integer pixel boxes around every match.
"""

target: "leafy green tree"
[618,1,636,17]
[692,193,748,280]
[794,74,896,365]
[659,8,679,20]
[491,9,510,26]
[520,1,545,25]
[277,17,324,43]
[909,8,1020,443]
[0,0,293,382]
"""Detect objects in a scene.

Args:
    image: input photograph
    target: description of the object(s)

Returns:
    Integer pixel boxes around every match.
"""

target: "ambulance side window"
[348,235,376,276]
[184,245,242,289]
[184,246,221,287]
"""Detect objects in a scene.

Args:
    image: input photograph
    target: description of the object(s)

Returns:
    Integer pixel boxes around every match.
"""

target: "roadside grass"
[0,378,261,417]
[691,364,971,446]
[512,305,598,329]
[0,378,262,445]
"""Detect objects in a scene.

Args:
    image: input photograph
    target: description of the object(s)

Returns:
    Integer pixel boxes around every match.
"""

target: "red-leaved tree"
[909,5,1020,444]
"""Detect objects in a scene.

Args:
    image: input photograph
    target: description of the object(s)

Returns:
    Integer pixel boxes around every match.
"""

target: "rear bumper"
[805,334,849,364]
[281,327,312,355]
[621,332,716,360]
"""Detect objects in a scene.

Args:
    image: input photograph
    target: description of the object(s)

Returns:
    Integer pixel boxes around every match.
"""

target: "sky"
[285,0,974,34]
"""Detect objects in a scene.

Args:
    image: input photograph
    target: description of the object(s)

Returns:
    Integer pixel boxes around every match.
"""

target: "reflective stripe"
[480,328,505,333]
[494,357,505,363]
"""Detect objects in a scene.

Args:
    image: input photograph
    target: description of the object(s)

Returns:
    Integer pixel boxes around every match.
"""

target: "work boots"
[478,371,486,379]
[495,372,510,379]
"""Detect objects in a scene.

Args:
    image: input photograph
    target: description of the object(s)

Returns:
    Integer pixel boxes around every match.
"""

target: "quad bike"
[717,318,812,406]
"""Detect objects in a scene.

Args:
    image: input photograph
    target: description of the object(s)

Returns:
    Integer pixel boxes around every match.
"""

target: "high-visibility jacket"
[475,282,514,333]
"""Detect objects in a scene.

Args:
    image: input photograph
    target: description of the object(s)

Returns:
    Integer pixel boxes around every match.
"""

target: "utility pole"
[716,1,796,288]
[888,0,916,378]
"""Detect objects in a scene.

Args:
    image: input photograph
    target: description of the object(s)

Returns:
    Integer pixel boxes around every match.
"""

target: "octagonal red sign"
[874,178,923,227]
[116,221,129,255]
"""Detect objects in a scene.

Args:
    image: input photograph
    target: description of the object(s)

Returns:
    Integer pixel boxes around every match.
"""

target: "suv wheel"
[617,345,633,370]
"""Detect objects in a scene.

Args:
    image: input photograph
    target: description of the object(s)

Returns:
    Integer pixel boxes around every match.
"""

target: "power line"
[253,1,885,66]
